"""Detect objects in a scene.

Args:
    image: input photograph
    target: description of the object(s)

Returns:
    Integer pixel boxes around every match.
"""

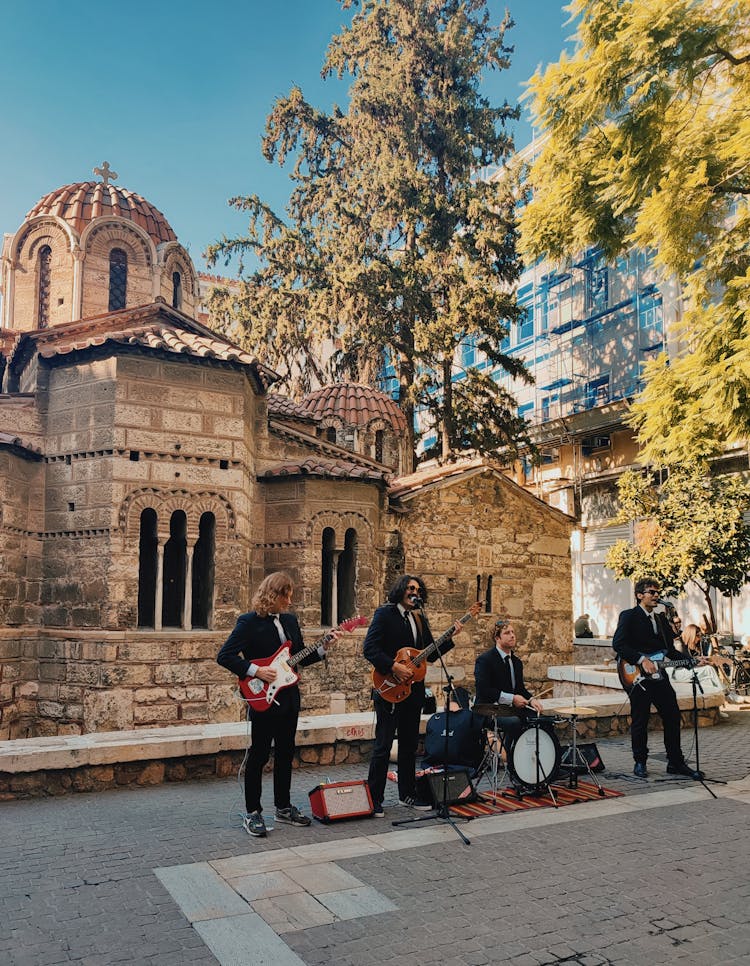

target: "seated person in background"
[574,613,594,638]
[474,619,544,746]
[670,623,725,694]
[422,686,485,773]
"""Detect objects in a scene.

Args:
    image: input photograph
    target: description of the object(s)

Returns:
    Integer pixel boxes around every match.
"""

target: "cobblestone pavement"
[2,712,749,966]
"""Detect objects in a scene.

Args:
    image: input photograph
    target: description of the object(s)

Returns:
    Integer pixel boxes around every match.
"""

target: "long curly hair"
[387,574,427,605]
[252,571,293,617]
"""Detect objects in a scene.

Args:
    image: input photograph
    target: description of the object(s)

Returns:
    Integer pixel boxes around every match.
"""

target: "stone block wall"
[0,625,375,737]
[110,355,259,630]
[394,471,575,692]
[0,450,44,626]
[259,477,381,630]
[8,219,74,331]
[80,223,154,319]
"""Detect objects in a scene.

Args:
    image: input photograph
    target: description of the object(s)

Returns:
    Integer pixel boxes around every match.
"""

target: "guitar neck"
[412,610,475,666]
[288,627,337,669]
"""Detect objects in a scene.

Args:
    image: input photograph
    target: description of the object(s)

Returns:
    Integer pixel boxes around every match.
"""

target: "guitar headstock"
[340,615,368,633]
[469,600,482,618]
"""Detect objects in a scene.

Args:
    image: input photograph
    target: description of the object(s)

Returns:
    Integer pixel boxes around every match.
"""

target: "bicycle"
[709,639,750,697]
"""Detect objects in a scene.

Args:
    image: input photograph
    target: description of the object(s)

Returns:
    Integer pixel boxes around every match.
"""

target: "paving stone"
[284,860,365,894]
[193,912,306,965]
[252,892,336,932]
[315,884,397,919]
[231,870,304,902]
[154,861,251,921]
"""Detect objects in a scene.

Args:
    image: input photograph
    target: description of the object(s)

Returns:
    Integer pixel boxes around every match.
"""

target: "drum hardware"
[554,706,605,796]
[474,709,509,798]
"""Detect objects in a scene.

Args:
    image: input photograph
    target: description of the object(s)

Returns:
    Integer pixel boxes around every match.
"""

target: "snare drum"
[507,721,562,791]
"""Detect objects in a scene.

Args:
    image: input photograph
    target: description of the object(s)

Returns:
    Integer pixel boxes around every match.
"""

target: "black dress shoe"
[667,762,704,779]
[633,762,648,778]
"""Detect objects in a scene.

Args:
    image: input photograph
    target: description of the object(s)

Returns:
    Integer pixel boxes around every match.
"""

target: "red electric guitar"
[238,616,368,712]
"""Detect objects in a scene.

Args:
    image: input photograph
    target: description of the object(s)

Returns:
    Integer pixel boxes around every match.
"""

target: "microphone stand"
[391,604,470,846]
[686,656,724,798]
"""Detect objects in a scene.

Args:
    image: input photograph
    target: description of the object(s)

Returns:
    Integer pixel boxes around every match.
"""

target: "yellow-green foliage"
[521,0,750,464]
[605,467,750,617]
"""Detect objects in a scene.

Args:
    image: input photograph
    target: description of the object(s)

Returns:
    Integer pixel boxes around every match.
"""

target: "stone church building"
[0,170,574,740]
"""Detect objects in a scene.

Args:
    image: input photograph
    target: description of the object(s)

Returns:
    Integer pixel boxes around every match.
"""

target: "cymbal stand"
[474,714,506,800]
[556,667,605,796]
[531,711,558,808]
[558,710,605,796]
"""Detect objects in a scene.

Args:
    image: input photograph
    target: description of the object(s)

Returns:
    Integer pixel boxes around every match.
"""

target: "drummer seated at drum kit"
[474,618,544,744]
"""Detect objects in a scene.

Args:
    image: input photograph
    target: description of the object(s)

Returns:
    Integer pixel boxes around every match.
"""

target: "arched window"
[37,245,52,328]
[374,429,385,463]
[326,427,337,444]
[108,248,128,311]
[321,527,335,625]
[337,528,357,622]
[191,512,216,628]
[137,508,158,627]
[172,271,182,310]
[485,575,493,613]
[162,510,187,627]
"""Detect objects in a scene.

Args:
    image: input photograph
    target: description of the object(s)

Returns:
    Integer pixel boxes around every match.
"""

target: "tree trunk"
[441,355,453,461]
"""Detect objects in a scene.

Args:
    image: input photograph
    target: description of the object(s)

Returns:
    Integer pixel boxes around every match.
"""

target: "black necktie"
[505,655,515,689]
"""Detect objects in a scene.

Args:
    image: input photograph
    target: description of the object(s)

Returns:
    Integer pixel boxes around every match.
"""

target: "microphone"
[408,594,423,607]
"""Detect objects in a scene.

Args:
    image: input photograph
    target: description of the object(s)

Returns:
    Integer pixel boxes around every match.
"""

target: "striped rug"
[450,781,622,818]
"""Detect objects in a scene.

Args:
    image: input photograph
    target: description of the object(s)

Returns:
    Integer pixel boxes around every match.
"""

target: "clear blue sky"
[1,1,574,273]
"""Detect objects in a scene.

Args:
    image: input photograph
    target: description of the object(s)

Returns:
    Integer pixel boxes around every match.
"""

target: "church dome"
[26,180,177,246]
[302,382,407,433]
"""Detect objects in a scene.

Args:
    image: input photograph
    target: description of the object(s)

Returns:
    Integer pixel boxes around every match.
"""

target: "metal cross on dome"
[93,161,118,185]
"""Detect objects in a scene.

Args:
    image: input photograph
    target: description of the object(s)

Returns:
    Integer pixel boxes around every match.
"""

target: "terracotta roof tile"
[0,431,42,456]
[262,456,387,483]
[6,302,279,392]
[388,457,491,499]
[26,181,176,245]
[267,393,319,422]
[301,382,406,432]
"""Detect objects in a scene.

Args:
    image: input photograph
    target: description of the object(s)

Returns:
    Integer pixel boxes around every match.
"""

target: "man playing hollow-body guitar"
[363,575,466,816]
[613,577,703,780]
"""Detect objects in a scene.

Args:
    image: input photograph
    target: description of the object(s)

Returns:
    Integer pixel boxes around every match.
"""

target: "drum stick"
[528,687,552,701]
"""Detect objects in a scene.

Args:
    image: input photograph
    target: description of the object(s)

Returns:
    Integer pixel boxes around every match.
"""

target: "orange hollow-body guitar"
[372,601,481,703]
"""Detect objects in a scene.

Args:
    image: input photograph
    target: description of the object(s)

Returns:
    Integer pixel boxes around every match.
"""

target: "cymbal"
[555,706,596,717]
[473,703,514,717]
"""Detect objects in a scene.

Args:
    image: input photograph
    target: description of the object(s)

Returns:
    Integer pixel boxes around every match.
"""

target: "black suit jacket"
[612,606,680,665]
[474,647,531,705]
[217,611,320,715]
[363,602,449,677]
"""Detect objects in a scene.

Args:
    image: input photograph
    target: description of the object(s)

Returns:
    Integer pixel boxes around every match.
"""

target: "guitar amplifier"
[416,768,476,807]
[308,780,374,822]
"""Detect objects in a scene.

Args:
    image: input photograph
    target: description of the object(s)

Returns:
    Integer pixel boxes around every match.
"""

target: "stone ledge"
[0,713,382,775]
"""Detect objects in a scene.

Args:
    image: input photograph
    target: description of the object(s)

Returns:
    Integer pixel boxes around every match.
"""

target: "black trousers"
[244,707,298,814]
[628,675,684,765]
[367,687,423,806]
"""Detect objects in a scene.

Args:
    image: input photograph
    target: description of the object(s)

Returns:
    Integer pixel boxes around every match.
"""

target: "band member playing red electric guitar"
[217,571,337,837]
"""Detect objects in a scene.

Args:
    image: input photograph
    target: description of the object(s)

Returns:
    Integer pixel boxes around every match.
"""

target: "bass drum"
[507,721,561,791]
